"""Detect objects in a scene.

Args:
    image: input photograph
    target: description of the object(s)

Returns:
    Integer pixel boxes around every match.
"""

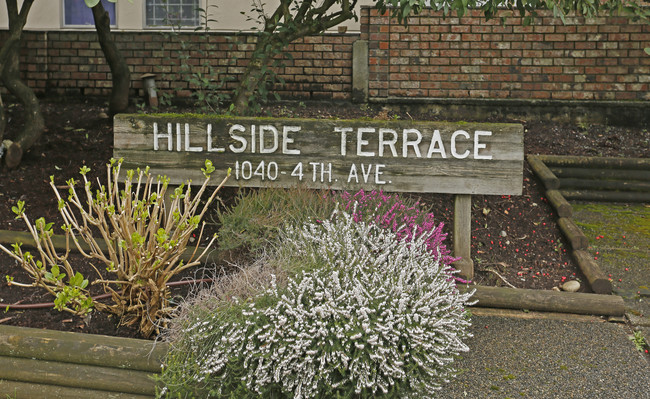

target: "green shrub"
[158,203,474,398]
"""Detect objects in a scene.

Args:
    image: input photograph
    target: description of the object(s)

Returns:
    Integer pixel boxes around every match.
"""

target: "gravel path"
[439,313,650,398]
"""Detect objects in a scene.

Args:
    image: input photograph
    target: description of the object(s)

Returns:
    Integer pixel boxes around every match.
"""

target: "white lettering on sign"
[347,163,387,185]
[234,160,280,181]
[152,122,204,152]
[335,126,492,160]
[451,130,470,159]
[152,122,492,160]
[282,126,301,155]
[147,122,501,188]
[474,130,492,160]
[152,122,303,155]
[229,124,247,153]
[184,123,203,152]
[259,125,278,154]
[309,162,332,183]
[335,127,353,156]
[378,128,398,157]
[207,124,225,153]
[357,128,375,157]
[426,130,446,158]
[403,129,422,158]
[153,122,171,151]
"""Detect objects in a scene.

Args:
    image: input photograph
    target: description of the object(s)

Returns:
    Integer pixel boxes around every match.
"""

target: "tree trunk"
[92,1,130,116]
[1,39,43,168]
[0,93,5,143]
[0,0,41,169]
[231,52,269,115]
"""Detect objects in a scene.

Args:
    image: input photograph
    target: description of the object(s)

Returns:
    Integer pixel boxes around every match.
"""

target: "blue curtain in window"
[64,0,116,26]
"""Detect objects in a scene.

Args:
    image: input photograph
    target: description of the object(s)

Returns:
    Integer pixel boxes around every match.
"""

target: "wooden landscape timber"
[0,324,167,398]
[527,154,560,190]
[571,250,614,295]
[546,189,572,218]
[465,286,624,316]
[550,167,650,182]
[0,285,622,399]
[528,154,650,203]
[537,154,650,203]
[557,217,589,250]
[524,154,650,295]
[560,189,650,203]
[535,155,650,170]
[114,114,525,280]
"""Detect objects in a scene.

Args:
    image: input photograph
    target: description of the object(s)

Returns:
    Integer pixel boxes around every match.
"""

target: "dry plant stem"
[4,158,229,337]
[485,267,517,289]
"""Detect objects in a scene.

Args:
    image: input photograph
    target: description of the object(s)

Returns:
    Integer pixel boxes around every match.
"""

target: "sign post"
[114,114,524,279]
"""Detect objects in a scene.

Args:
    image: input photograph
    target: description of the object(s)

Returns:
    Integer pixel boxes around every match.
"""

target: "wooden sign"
[114,115,523,195]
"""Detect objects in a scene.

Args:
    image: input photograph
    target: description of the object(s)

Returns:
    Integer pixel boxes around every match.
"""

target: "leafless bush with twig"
[1,158,229,337]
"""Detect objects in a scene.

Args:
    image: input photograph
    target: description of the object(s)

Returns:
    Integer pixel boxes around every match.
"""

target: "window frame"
[143,0,203,29]
[61,0,117,28]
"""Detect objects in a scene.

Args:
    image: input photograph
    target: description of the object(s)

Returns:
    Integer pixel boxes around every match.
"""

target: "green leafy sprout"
[11,201,25,219]
[629,330,648,352]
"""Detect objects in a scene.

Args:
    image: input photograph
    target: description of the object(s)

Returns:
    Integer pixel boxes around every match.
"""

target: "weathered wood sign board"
[114,114,523,195]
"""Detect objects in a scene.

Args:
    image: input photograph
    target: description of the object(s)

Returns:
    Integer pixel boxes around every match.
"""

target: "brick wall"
[361,7,650,101]
[2,9,650,103]
[2,30,358,101]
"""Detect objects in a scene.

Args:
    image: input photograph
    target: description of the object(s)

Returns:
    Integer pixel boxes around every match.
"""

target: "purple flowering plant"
[338,189,470,284]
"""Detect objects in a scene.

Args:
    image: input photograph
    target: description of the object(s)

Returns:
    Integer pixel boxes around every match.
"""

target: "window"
[146,0,200,27]
[63,0,116,26]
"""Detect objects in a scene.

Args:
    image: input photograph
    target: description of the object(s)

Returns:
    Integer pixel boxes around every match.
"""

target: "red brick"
[575,42,596,50]
[608,33,630,41]
[572,91,594,100]
[451,25,471,33]
[441,33,461,41]
[575,58,596,66]
[538,62,561,72]
[598,25,621,33]
[304,36,324,44]
[461,34,482,41]
[630,33,650,41]
[544,34,565,42]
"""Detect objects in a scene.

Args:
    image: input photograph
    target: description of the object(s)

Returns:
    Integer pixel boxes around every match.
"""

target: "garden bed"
[0,97,648,340]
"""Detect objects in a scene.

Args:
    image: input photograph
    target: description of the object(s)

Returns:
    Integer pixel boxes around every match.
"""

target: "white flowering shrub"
[158,206,474,398]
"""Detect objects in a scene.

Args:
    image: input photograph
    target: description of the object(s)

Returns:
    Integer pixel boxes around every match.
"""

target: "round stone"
[562,280,581,292]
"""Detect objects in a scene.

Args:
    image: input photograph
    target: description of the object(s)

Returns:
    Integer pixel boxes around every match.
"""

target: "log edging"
[0,324,166,398]
[525,154,650,295]
[464,286,624,316]
[534,154,650,203]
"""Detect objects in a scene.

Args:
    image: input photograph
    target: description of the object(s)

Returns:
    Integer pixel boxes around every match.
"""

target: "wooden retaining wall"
[530,155,650,203]
[527,155,650,294]
[0,325,167,398]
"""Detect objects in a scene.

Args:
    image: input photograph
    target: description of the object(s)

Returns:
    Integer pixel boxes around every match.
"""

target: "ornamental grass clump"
[216,187,335,253]
[1,158,229,337]
[158,205,474,398]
